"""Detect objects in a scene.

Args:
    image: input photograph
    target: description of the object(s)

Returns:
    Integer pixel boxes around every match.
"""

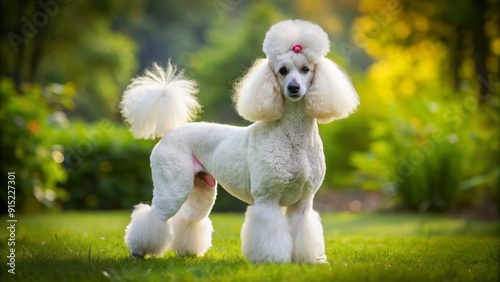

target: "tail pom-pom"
[120,62,201,139]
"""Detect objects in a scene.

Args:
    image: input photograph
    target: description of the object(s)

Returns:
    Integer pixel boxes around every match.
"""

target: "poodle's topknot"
[263,19,330,64]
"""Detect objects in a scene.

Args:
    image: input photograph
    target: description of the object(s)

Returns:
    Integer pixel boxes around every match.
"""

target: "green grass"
[1,212,498,281]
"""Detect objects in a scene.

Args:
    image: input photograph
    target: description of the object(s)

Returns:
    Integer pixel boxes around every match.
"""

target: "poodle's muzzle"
[286,80,306,101]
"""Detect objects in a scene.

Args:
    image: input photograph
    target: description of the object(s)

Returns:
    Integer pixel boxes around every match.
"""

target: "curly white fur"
[120,62,201,139]
[121,19,359,263]
[125,204,171,258]
[306,58,359,123]
[263,19,330,64]
[241,206,292,262]
[287,201,327,263]
[233,58,283,122]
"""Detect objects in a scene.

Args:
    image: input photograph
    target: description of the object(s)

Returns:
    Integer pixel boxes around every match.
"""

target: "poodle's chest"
[255,145,325,206]
[270,149,311,184]
[245,122,326,205]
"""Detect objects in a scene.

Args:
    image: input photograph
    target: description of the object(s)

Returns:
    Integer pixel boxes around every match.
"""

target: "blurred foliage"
[1,0,140,121]
[45,121,155,210]
[351,92,499,211]
[40,23,137,120]
[348,0,499,211]
[319,102,370,187]
[352,0,499,100]
[0,79,73,212]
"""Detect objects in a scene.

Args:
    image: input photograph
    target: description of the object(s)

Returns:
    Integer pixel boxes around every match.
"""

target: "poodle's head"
[234,19,359,123]
[272,52,315,102]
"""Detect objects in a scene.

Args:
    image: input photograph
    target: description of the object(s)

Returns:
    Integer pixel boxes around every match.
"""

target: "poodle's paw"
[292,252,328,264]
[130,253,145,259]
[287,204,327,264]
[317,254,328,264]
[170,215,213,256]
[241,205,293,263]
[245,249,292,264]
[125,204,172,257]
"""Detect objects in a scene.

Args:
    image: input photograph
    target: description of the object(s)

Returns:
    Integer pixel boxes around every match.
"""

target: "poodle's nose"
[287,83,300,94]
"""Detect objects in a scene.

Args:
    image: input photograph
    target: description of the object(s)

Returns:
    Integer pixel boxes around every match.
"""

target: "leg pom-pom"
[170,215,213,256]
[241,205,292,263]
[125,204,171,257]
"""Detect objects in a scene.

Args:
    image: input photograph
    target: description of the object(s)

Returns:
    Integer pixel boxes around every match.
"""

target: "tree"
[352,0,499,103]
[1,0,139,120]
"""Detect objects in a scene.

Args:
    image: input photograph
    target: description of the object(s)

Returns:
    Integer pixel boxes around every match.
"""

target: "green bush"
[351,91,499,212]
[317,73,387,189]
[319,113,370,188]
[44,121,155,210]
[0,79,72,212]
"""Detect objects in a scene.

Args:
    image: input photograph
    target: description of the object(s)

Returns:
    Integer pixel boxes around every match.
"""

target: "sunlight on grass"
[0,212,498,281]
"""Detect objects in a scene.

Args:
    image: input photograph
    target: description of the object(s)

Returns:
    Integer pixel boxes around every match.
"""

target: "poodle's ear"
[233,58,284,122]
[306,57,359,123]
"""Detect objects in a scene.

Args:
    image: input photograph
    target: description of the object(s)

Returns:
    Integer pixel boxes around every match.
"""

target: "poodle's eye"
[279,67,288,76]
[301,66,310,73]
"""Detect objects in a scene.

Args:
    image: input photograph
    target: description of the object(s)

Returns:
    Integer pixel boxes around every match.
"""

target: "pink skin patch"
[192,155,216,187]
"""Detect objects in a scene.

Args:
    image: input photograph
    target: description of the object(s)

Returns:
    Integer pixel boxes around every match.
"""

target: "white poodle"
[120,19,359,264]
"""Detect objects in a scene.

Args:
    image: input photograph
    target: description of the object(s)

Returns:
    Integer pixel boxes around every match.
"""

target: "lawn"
[1,211,498,281]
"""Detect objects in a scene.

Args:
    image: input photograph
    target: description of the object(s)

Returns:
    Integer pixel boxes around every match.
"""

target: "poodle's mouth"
[286,92,303,101]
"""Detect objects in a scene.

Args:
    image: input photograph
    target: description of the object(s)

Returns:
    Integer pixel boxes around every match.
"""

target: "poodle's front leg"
[240,204,292,263]
[286,200,327,263]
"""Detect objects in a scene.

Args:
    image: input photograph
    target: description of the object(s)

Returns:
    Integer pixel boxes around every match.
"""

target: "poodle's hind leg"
[169,176,217,256]
[286,199,327,264]
[124,146,195,258]
[124,203,172,258]
[241,205,292,263]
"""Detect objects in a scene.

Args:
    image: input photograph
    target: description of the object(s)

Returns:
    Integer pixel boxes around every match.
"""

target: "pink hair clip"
[292,44,302,53]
